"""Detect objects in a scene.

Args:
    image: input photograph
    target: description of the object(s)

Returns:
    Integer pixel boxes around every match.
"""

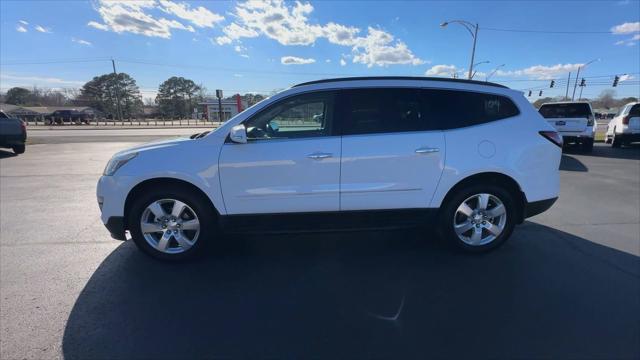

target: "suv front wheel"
[128,187,217,261]
[440,184,517,252]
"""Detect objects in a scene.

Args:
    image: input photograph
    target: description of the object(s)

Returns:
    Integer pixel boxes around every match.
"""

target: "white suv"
[97,77,562,261]
[538,101,596,152]
[605,102,640,147]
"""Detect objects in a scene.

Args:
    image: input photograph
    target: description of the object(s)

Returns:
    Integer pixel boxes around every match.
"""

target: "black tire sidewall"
[12,145,25,154]
[128,187,216,261]
[440,184,517,252]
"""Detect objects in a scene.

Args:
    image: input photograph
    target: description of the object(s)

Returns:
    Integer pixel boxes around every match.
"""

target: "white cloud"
[281,56,316,65]
[88,0,195,39]
[72,37,93,46]
[240,54,250,58]
[233,73,244,77]
[218,0,423,67]
[351,27,424,67]
[16,25,27,33]
[619,74,635,82]
[19,20,28,25]
[35,25,52,33]
[611,21,640,34]
[496,63,583,80]
[0,73,85,86]
[325,59,331,63]
[340,58,346,66]
[87,21,109,31]
[158,0,224,28]
[425,64,460,77]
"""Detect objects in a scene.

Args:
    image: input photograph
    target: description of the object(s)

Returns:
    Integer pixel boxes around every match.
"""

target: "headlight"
[103,152,137,176]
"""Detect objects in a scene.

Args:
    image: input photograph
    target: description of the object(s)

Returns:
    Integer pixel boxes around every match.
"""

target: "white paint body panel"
[340,131,445,210]
[606,102,640,137]
[97,78,561,229]
[218,137,341,214]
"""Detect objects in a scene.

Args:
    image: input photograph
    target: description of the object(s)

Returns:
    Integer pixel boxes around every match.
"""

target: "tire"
[439,184,517,253]
[127,186,217,261]
[581,138,594,152]
[611,130,621,148]
[12,144,25,154]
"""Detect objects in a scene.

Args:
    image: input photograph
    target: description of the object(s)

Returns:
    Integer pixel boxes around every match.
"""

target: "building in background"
[199,94,247,122]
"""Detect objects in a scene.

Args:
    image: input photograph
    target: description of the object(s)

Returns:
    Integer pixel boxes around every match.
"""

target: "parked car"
[0,110,26,154]
[45,110,89,125]
[605,102,640,147]
[97,77,562,261]
[537,101,596,152]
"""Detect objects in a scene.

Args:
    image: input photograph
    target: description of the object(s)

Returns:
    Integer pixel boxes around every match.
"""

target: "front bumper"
[524,197,558,219]
[104,216,126,240]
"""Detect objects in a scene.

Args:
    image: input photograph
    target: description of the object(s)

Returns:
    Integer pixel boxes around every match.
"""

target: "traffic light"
[550,80,555,88]
[580,78,586,87]
[613,75,619,87]
[539,90,543,96]
[528,90,532,97]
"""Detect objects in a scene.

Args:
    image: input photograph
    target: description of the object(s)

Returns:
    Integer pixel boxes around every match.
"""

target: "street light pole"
[441,20,479,80]
[470,60,490,80]
[572,58,599,101]
[468,24,478,80]
[486,64,505,82]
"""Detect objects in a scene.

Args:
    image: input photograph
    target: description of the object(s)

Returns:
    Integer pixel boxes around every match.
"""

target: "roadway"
[0,137,638,359]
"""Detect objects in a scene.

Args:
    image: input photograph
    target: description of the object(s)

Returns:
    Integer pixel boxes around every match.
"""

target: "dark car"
[0,111,27,154]
[45,109,90,125]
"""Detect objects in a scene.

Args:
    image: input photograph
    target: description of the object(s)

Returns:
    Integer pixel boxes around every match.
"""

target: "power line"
[482,27,613,34]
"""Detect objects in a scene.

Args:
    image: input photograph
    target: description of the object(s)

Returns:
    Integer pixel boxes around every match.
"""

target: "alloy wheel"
[453,193,507,246]
[140,199,200,254]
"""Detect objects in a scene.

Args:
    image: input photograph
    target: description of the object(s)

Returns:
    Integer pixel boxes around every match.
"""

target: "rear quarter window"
[539,103,592,119]
[421,89,520,130]
[629,104,640,117]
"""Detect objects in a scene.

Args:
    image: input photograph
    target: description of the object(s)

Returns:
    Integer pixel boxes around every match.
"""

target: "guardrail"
[25,118,222,127]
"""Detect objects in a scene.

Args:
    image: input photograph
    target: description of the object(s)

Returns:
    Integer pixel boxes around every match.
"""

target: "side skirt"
[219,209,439,234]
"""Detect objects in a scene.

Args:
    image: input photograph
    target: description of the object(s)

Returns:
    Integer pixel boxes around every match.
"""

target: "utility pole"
[215,89,224,122]
[565,72,571,100]
[111,59,123,122]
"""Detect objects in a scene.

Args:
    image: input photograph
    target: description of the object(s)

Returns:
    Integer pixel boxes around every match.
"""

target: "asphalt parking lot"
[0,135,638,359]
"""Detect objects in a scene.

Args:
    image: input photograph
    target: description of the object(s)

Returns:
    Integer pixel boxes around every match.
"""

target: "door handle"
[415,147,440,154]
[307,152,332,160]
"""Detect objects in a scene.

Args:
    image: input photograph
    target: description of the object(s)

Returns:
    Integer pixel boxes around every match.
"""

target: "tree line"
[1,73,266,119]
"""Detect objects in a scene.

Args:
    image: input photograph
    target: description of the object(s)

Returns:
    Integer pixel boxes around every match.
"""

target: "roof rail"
[293,76,509,89]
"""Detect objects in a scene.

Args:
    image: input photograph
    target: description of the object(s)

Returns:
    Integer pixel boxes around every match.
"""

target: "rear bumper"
[617,133,640,143]
[104,216,126,240]
[524,197,558,219]
[0,133,26,147]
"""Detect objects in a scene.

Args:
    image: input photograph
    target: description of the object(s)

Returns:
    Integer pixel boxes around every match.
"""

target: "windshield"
[538,103,592,119]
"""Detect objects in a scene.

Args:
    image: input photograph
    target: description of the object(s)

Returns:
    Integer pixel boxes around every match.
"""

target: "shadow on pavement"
[0,149,17,159]
[565,143,640,160]
[560,155,588,172]
[62,223,640,359]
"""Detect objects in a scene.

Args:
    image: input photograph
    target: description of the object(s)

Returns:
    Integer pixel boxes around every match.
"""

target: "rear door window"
[339,88,434,135]
[538,103,592,119]
[629,104,640,117]
[421,89,520,130]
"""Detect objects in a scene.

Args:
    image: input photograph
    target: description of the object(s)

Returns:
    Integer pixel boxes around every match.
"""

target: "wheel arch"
[438,172,527,224]
[123,177,221,230]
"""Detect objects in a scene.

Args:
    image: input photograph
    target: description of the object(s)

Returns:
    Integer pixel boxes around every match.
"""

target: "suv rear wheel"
[440,184,517,252]
[581,138,594,152]
[12,144,25,154]
[128,187,217,261]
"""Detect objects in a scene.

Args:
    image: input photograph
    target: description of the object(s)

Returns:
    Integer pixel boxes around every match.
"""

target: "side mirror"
[229,125,247,144]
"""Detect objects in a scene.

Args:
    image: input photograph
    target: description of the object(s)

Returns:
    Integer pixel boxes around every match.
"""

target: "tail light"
[539,131,563,148]
[622,115,630,125]
[587,115,594,126]
[20,120,26,132]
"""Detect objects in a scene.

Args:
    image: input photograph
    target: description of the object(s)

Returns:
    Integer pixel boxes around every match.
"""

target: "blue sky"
[1,0,639,101]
